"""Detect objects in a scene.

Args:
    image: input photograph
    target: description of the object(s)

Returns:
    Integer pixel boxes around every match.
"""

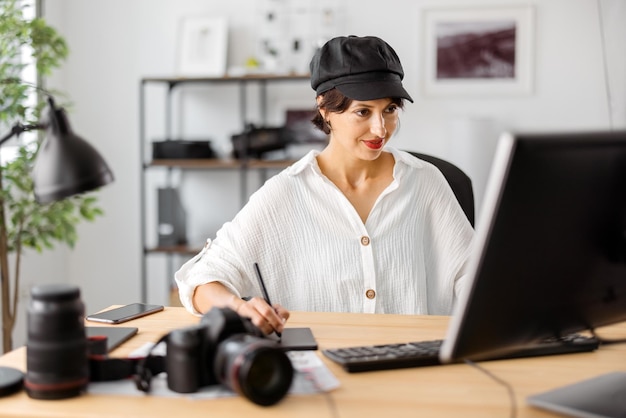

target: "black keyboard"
[322,334,600,373]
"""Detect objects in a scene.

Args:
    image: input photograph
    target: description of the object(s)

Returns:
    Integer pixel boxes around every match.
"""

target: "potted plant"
[0,0,104,352]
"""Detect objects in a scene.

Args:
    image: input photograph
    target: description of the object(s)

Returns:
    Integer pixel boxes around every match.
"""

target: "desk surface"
[1,307,625,418]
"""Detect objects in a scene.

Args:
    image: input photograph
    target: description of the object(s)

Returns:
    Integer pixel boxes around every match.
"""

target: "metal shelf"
[146,158,295,170]
[145,245,201,255]
[139,74,309,303]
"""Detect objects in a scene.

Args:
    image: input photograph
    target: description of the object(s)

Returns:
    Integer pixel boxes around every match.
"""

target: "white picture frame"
[422,5,534,97]
[176,16,228,77]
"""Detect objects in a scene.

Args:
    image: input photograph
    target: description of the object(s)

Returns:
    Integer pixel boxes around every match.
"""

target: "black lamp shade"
[32,104,114,204]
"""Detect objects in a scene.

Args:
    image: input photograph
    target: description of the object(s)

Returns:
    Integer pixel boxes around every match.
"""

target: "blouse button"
[360,236,370,246]
[366,289,376,299]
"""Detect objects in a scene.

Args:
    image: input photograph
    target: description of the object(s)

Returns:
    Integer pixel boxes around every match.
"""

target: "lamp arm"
[0,79,56,147]
[0,122,45,147]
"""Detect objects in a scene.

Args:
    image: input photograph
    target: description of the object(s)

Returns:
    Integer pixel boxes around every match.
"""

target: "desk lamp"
[0,95,114,396]
[0,96,114,202]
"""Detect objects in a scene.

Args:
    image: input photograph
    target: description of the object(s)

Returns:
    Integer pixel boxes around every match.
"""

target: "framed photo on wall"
[422,6,534,97]
[176,16,228,77]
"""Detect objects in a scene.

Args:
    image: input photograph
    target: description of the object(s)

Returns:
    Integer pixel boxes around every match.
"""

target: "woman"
[175,35,474,335]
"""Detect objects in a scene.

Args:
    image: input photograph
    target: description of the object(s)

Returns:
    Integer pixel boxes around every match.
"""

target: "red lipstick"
[363,138,384,150]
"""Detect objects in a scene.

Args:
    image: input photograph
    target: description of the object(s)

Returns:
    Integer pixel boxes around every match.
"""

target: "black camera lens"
[215,335,293,406]
[24,284,88,400]
[165,326,204,393]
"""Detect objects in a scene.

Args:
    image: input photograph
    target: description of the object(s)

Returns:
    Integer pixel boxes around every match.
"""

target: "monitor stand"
[527,371,626,418]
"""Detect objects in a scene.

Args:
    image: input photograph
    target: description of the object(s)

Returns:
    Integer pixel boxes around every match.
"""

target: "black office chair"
[405,151,475,227]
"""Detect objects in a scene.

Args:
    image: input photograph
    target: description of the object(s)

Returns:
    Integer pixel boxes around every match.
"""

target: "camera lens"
[215,335,293,406]
[165,326,204,393]
[24,284,88,400]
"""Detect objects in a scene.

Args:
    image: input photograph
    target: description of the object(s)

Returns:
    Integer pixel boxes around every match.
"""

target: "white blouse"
[175,147,474,316]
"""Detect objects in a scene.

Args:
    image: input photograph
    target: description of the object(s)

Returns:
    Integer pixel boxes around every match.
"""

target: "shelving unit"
[139,74,310,303]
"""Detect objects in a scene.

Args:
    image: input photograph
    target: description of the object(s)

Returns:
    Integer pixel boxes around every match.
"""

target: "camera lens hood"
[219,337,294,406]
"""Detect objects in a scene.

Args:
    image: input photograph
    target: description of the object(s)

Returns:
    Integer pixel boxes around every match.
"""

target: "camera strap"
[88,334,168,388]
[88,355,165,383]
[133,333,169,393]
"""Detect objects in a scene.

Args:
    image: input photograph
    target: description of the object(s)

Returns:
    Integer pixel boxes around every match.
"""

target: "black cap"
[0,367,24,397]
[310,35,413,103]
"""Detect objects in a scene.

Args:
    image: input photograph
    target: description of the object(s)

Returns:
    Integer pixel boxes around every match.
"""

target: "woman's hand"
[193,282,290,335]
[234,296,290,335]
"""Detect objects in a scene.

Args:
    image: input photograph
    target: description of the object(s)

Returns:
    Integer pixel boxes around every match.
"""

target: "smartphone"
[86,303,164,324]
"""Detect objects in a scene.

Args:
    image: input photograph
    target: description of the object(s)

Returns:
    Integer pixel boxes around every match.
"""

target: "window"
[0,0,38,163]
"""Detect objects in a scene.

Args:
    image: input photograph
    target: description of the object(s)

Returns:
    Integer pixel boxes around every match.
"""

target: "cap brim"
[336,81,414,103]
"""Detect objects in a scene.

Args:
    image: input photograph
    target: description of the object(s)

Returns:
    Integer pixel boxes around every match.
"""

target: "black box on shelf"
[231,126,292,159]
[157,187,187,247]
[152,140,216,159]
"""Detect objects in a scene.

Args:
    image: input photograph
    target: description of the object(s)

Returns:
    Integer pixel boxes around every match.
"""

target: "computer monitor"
[440,130,626,363]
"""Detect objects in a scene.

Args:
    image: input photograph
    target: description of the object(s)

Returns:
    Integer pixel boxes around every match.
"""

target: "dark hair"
[311,89,405,134]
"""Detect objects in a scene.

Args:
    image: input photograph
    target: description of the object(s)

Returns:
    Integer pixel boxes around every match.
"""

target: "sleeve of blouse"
[174,220,263,315]
[174,239,215,316]
[424,169,475,314]
[174,174,289,315]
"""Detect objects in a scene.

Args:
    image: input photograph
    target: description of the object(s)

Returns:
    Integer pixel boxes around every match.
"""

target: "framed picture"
[270,100,327,158]
[284,109,327,144]
[176,16,228,77]
[422,6,534,97]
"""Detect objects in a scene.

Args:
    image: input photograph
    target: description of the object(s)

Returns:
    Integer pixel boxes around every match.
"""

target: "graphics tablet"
[86,326,139,352]
[268,327,318,351]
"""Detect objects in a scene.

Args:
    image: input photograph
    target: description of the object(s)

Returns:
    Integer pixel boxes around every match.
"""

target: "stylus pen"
[253,262,282,338]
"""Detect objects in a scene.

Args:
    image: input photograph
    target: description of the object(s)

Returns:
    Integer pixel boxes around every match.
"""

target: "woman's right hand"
[192,282,290,335]
[234,296,290,335]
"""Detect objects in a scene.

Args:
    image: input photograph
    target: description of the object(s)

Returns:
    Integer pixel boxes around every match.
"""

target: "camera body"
[166,307,294,406]
[166,307,257,391]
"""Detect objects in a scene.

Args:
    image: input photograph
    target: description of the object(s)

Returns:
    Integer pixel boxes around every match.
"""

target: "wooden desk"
[1,307,625,418]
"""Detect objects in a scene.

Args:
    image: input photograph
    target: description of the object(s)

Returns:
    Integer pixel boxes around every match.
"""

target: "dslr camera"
[166,307,294,406]
[24,284,292,406]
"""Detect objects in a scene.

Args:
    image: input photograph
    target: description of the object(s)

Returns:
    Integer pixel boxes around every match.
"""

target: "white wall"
[4,0,625,348]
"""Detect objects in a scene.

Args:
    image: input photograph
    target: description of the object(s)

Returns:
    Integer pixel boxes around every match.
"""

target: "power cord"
[590,329,626,345]
[464,359,517,418]
[596,0,614,130]
[303,371,340,418]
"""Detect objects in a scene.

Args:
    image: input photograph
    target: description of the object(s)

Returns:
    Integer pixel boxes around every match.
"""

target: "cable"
[303,371,340,418]
[590,329,626,345]
[464,359,517,418]
[596,0,614,130]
